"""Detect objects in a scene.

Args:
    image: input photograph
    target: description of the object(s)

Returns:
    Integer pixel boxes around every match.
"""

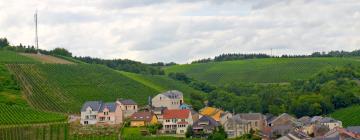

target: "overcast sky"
[1,0,359,63]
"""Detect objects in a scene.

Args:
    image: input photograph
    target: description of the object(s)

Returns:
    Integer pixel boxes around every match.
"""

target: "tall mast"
[34,10,39,54]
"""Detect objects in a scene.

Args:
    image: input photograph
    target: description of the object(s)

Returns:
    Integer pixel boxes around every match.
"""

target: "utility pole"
[34,10,40,54]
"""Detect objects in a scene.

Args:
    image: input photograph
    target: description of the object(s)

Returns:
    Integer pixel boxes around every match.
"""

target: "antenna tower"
[34,10,39,54]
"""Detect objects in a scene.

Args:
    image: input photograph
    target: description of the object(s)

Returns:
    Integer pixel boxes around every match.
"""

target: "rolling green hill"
[165,57,360,84]
[6,63,205,113]
[329,105,360,127]
[0,50,37,64]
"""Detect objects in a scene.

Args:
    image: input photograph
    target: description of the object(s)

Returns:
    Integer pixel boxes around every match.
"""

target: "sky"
[0,0,359,63]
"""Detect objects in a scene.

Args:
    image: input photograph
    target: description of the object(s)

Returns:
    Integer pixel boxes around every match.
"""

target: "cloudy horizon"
[1,0,359,63]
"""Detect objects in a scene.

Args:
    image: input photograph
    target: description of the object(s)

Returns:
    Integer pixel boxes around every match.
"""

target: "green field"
[0,50,36,64]
[0,104,66,125]
[329,105,360,127]
[165,57,360,84]
[0,123,69,140]
[120,71,206,100]
[121,127,194,140]
[7,63,203,113]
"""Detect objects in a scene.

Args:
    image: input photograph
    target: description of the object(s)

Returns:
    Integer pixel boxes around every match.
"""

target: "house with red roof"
[163,109,193,134]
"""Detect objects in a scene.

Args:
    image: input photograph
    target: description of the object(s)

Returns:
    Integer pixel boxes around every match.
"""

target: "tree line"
[192,50,360,64]
[168,65,360,117]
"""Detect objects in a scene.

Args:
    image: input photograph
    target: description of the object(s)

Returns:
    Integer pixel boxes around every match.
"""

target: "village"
[78,90,360,140]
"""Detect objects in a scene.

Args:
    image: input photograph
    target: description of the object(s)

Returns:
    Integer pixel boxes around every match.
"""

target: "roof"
[100,102,117,112]
[131,112,154,122]
[163,109,190,119]
[226,114,250,125]
[193,116,220,129]
[238,113,264,121]
[311,116,323,123]
[81,101,103,112]
[161,90,183,99]
[199,107,224,121]
[269,113,295,124]
[320,117,340,123]
[117,99,137,105]
[298,116,311,125]
[347,126,360,134]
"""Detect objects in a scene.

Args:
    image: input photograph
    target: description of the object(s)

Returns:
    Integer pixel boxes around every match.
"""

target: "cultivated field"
[165,57,360,84]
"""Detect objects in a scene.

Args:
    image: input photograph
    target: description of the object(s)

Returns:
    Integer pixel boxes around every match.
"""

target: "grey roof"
[311,116,323,123]
[227,114,250,124]
[100,102,117,112]
[320,117,340,123]
[81,101,103,112]
[162,90,183,99]
[347,126,360,134]
[118,99,137,105]
[193,116,220,129]
[238,113,264,120]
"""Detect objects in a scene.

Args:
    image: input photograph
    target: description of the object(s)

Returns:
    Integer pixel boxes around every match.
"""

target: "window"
[126,106,128,110]
[160,97,162,100]
[104,112,109,115]
[133,106,135,110]
[255,121,258,126]
[180,130,184,133]
[108,117,110,120]
[84,121,88,124]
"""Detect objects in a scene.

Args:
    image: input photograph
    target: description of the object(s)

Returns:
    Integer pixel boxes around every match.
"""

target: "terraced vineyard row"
[0,104,66,125]
[0,123,69,140]
[7,63,161,113]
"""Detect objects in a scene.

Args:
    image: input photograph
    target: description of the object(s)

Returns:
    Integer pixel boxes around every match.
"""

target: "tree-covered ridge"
[191,49,360,64]
[75,56,165,75]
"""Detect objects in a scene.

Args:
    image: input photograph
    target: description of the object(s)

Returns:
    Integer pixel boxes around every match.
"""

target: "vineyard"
[0,123,69,140]
[7,64,163,113]
[0,104,66,125]
[165,57,360,84]
[0,50,37,64]
[329,105,360,127]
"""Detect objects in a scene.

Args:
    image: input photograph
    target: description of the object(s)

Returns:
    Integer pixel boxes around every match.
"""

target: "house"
[97,102,123,125]
[163,109,193,134]
[151,90,184,109]
[238,113,266,131]
[116,99,138,118]
[130,112,157,127]
[268,113,296,138]
[80,101,123,125]
[190,109,200,122]
[220,111,233,125]
[223,114,252,138]
[192,116,220,137]
[81,101,103,125]
[199,107,224,122]
[319,117,342,130]
[152,107,167,123]
[297,116,314,135]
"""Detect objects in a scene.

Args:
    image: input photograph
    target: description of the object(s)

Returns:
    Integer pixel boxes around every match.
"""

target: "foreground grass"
[329,105,360,127]
[165,57,360,84]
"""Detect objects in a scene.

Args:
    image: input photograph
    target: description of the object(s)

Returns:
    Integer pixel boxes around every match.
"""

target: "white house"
[320,117,342,130]
[151,90,184,109]
[80,101,102,125]
[163,109,193,134]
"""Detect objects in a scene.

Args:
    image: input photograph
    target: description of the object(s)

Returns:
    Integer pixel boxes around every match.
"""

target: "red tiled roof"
[130,112,154,122]
[163,109,190,119]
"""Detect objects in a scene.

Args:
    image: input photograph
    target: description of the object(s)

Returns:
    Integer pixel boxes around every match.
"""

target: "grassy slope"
[165,57,360,84]
[0,50,37,64]
[329,105,360,127]
[119,71,207,101]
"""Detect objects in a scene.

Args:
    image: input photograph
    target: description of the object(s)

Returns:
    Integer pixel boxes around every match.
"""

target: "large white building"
[151,90,184,109]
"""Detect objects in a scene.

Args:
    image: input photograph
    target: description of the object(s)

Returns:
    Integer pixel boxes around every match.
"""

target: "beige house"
[116,99,138,118]
[237,113,266,131]
[151,90,184,109]
[80,101,123,125]
[223,114,252,138]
